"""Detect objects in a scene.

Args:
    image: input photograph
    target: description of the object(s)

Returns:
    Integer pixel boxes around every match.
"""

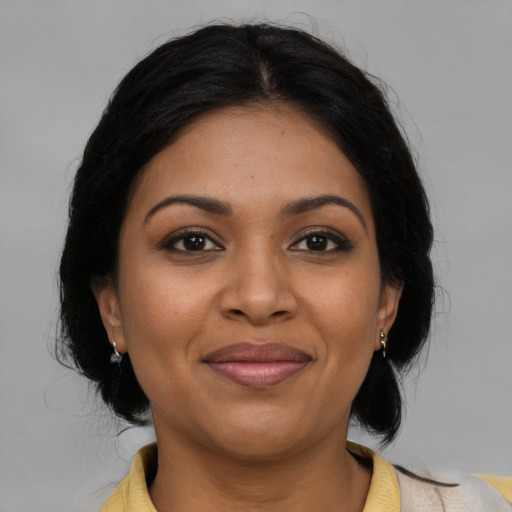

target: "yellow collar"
[101,442,400,511]
[347,442,400,512]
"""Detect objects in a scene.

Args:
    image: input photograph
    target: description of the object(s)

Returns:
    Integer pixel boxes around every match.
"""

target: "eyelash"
[159,228,224,253]
[290,228,354,253]
[159,227,353,254]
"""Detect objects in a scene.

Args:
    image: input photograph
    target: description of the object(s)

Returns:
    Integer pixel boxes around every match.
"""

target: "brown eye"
[162,231,222,252]
[182,235,207,251]
[306,235,328,251]
[291,230,353,253]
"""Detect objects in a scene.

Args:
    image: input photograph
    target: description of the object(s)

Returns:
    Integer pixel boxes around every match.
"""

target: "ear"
[92,278,126,354]
[374,282,403,351]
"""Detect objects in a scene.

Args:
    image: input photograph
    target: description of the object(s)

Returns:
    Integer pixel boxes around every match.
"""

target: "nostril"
[231,309,245,316]
[271,310,288,318]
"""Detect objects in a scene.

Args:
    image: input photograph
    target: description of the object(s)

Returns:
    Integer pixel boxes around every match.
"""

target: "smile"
[203,343,311,388]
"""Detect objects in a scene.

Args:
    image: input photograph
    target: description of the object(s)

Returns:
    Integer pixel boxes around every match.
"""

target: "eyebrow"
[144,195,232,224]
[281,195,367,232]
[144,193,367,232]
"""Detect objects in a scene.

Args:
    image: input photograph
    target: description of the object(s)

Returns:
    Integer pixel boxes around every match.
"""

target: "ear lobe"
[91,278,126,353]
[375,282,403,350]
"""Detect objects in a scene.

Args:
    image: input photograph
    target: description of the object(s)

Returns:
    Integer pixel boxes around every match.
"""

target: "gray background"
[1,1,511,510]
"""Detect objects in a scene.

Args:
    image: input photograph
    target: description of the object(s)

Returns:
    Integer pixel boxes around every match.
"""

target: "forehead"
[128,104,372,220]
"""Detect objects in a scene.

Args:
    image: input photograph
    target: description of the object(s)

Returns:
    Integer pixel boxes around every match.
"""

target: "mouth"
[203,343,311,388]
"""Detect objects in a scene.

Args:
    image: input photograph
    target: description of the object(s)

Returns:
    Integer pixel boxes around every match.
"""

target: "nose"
[219,250,298,325]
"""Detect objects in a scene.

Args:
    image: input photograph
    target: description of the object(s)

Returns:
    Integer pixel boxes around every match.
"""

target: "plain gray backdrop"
[1,1,511,511]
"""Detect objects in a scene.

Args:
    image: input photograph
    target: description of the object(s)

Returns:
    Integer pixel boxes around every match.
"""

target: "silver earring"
[110,340,123,365]
[380,331,388,358]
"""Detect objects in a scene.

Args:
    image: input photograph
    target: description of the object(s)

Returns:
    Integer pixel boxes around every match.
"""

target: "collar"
[347,441,401,512]
[101,442,400,512]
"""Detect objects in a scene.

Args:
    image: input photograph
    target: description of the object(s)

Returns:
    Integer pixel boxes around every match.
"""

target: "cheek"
[117,261,214,367]
[116,263,220,419]
[299,260,381,395]
[304,264,381,342]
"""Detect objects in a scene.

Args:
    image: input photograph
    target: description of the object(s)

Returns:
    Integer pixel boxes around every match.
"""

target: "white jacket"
[397,469,512,511]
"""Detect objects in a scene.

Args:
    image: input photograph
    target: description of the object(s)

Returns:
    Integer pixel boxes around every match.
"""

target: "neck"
[149,427,371,512]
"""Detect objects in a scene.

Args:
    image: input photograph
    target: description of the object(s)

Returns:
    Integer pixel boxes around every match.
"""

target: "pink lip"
[203,343,311,388]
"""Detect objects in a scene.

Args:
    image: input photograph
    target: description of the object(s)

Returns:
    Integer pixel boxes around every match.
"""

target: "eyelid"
[289,227,353,251]
[158,227,224,251]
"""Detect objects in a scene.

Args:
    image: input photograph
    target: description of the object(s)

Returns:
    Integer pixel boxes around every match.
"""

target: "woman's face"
[96,104,401,460]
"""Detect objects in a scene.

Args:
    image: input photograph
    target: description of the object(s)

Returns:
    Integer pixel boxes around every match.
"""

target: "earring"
[110,340,123,365]
[379,331,388,358]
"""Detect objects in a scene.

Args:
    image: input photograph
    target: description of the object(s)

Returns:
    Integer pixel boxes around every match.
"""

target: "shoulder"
[477,474,512,504]
[101,443,158,512]
[396,467,512,512]
[348,442,511,512]
[101,476,130,512]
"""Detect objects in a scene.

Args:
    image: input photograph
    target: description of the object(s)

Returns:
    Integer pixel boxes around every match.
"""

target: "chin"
[200,409,332,463]
[211,431,310,462]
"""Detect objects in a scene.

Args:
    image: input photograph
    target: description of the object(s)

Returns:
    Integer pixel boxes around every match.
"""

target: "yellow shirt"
[101,442,511,511]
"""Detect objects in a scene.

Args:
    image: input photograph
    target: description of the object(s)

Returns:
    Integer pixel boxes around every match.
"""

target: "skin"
[95,104,402,512]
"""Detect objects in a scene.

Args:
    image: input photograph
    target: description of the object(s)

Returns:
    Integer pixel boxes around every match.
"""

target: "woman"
[58,23,511,511]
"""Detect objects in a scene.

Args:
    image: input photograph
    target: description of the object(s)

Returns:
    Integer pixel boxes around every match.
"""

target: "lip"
[203,343,311,388]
